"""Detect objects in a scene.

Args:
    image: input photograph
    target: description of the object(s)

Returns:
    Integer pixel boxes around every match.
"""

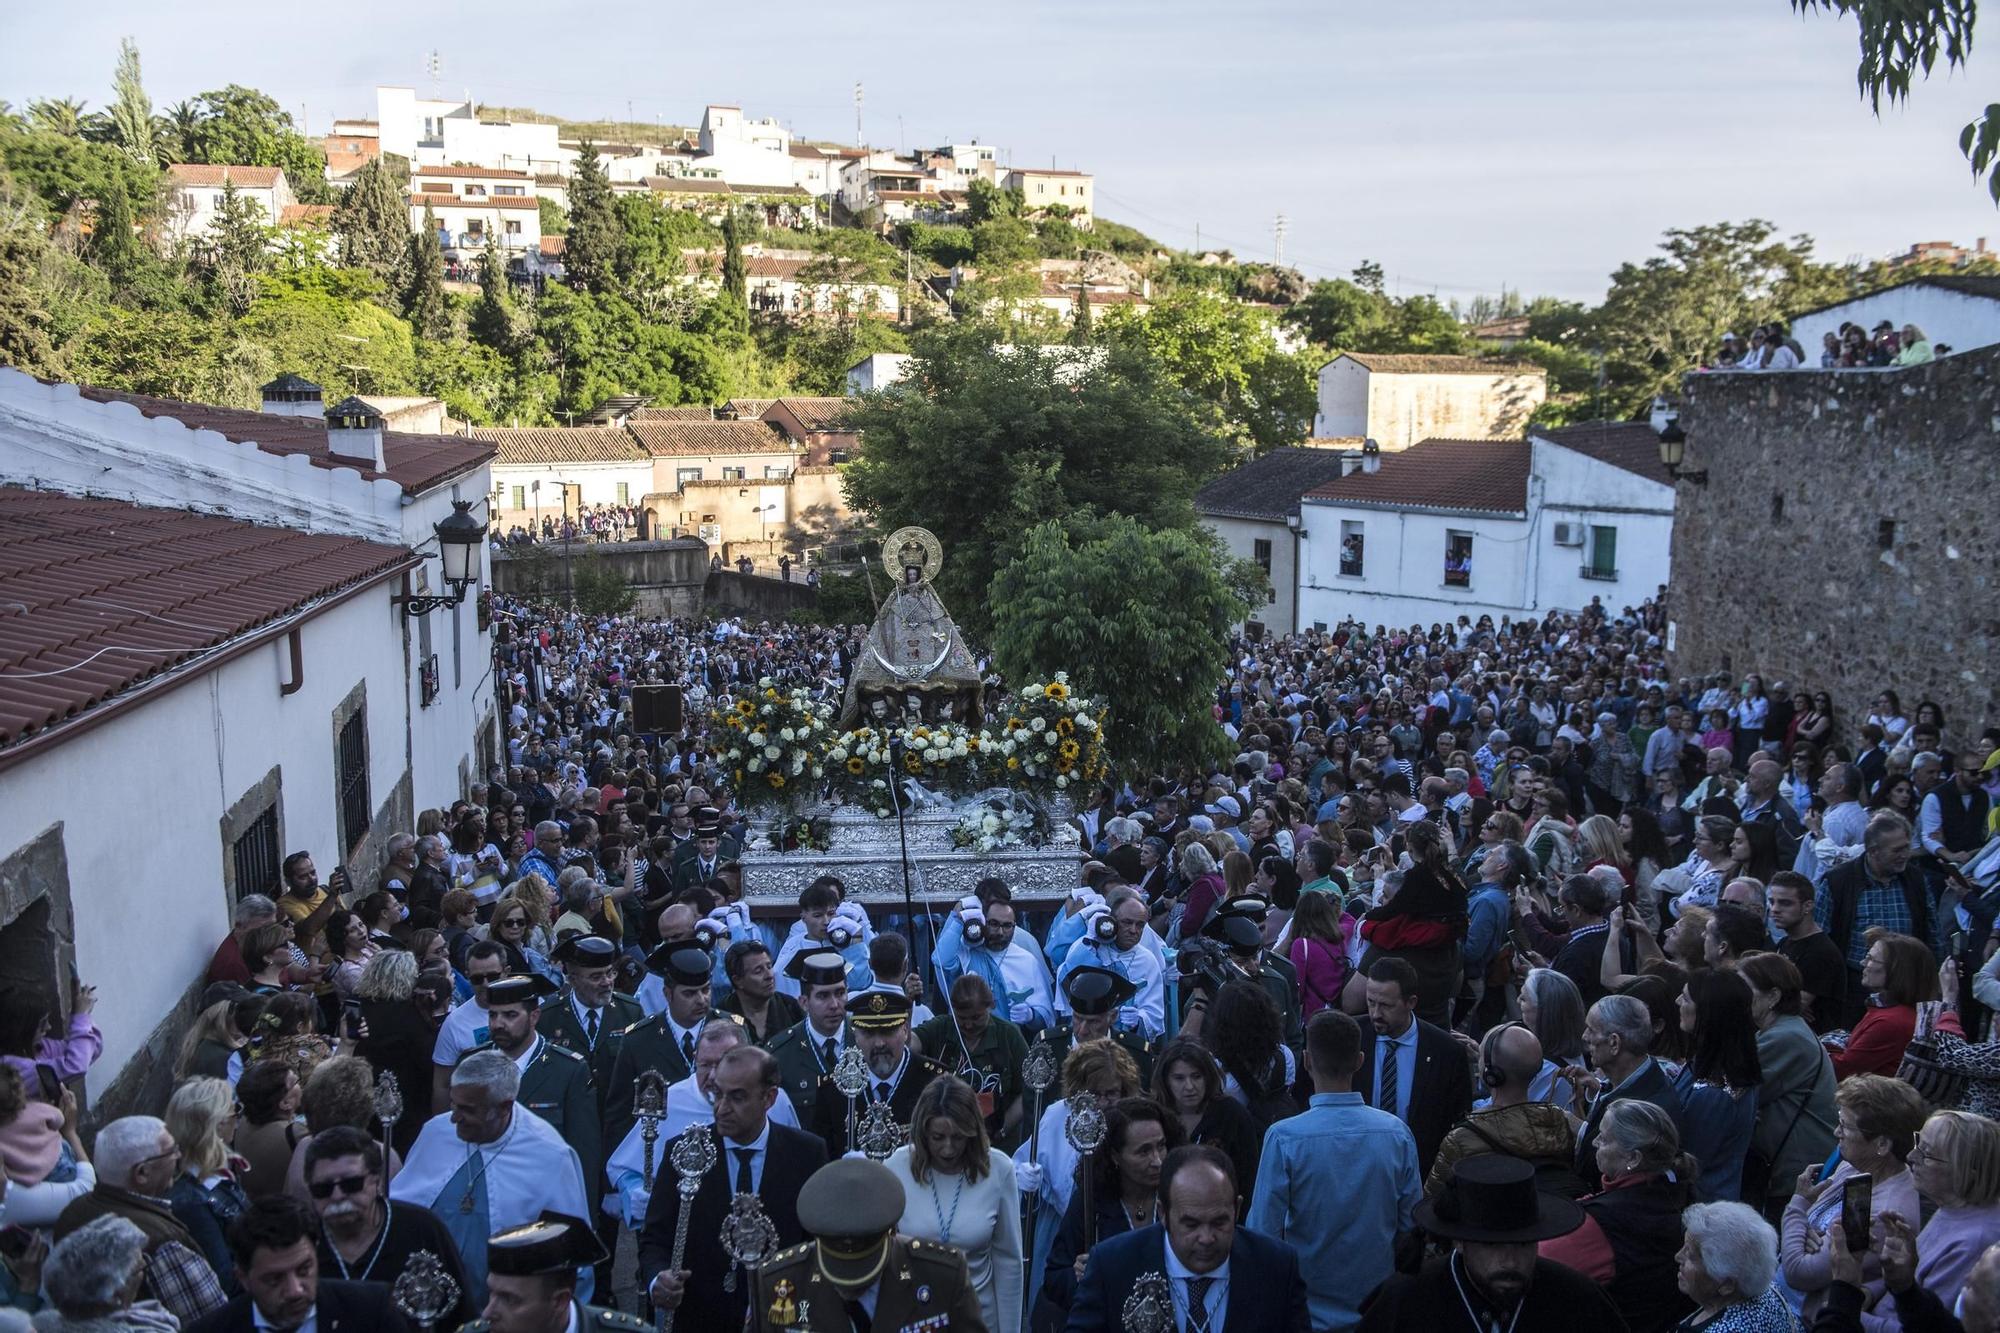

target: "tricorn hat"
[1413,1155,1585,1243]
[487,1211,608,1277]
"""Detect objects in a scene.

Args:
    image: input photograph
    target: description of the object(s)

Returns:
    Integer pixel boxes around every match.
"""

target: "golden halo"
[881,526,944,586]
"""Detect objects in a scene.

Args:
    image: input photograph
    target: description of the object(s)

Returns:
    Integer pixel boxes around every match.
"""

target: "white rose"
[761,705,775,716]
[765,745,781,760]
[872,779,887,790]
[811,765,824,778]
[779,727,795,742]
[748,757,764,772]
[830,748,847,763]
[1002,740,1016,755]
[1024,685,1044,699]
[1029,718,1046,733]
[1056,775,1069,788]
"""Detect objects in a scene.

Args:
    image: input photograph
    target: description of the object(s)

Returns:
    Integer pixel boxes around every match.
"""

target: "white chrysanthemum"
[1056,775,1069,788]
[811,765,824,778]
[779,727,795,742]
[1028,717,1046,733]
[765,745,781,761]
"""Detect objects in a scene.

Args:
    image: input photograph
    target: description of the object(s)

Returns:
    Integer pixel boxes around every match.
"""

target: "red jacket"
[1828,1002,1916,1080]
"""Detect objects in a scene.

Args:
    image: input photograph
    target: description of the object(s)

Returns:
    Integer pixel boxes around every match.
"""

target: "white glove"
[701,908,734,941]
[724,901,754,936]
[958,894,982,915]
[1008,1000,1035,1024]
[959,903,985,928]
[1015,1159,1043,1195]
[622,1183,652,1228]
[833,901,868,934]
[1070,885,1094,903]
[1079,902,1111,940]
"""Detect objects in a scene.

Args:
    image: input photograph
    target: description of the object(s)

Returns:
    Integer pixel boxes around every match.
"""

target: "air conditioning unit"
[1552,522,1585,547]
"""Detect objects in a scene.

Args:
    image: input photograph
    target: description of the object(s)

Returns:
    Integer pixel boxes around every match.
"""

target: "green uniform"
[717,990,805,1048]
[1045,1022,1156,1087]
[598,1012,696,1153]
[767,1019,849,1140]
[914,1013,1028,1149]
[470,1037,603,1212]
[536,989,645,1090]
[457,1301,647,1333]
[809,1049,953,1159]
[749,1235,984,1332]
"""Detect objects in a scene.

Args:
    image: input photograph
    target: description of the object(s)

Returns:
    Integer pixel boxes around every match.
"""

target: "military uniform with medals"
[807,989,951,1160]
[600,943,711,1151]
[455,1209,648,1333]
[537,935,647,1090]
[749,1159,984,1333]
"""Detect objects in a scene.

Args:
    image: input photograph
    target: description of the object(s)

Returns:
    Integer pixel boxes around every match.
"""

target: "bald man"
[1423,1024,1578,1198]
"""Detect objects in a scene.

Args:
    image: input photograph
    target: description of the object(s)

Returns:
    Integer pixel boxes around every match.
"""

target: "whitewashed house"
[1311,353,1547,450]
[0,369,497,1115]
[164,165,295,242]
[1295,422,1673,630]
[1788,275,2000,360]
[478,427,657,534]
[1195,447,1358,636]
[376,87,564,175]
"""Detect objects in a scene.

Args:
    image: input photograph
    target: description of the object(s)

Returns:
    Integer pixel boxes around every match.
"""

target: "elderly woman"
[1671,969,1763,1202]
[229,1059,303,1199]
[1740,952,1840,1221]
[164,1076,248,1293]
[1879,1110,2000,1329]
[1674,1200,1798,1330]
[1150,1038,1259,1209]
[34,1215,176,1333]
[1041,1097,1183,1329]
[884,1076,1022,1333]
[350,951,436,1157]
[1539,1100,1696,1333]
[1781,1073,1927,1320]
[1174,842,1224,942]
[1828,928,1937,1080]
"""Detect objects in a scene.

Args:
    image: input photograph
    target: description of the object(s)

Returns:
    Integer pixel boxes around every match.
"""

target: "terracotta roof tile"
[470,426,648,465]
[626,419,793,457]
[408,193,540,211]
[765,397,856,433]
[76,386,493,495]
[1535,421,1672,484]
[1336,353,1544,377]
[629,405,716,421]
[0,487,413,749]
[279,204,334,226]
[1304,438,1531,515]
[166,164,283,189]
[411,165,532,181]
[1196,447,1361,522]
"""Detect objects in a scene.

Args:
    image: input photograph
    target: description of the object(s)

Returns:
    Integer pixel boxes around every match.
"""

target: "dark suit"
[1066,1223,1309,1333]
[1352,1016,1474,1177]
[809,1049,953,1158]
[1574,1057,1687,1193]
[637,1122,826,1330]
[601,1013,698,1150]
[185,1278,412,1333]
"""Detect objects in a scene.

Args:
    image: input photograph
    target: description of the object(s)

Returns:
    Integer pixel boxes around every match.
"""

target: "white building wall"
[435,117,564,176]
[1297,502,1530,631]
[845,353,912,393]
[1312,357,1370,437]
[377,87,418,161]
[0,585,411,1095]
[1526,438,1676,616]
[1790,285,2000,361]
[1202,514,1295,634]
[169,184,284,242]
[493,460,655,514]
[1363,372,1546,451]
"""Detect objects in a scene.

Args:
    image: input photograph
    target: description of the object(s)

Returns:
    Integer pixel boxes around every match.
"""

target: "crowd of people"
[496,504,646,548]
[1711,319,1940,372]
[4,593,1998,1332]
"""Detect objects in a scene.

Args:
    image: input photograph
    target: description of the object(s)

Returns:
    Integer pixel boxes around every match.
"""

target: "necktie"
[1378,1037,1400,1119]
[584,1008,599,1048]
[842,1297,873,1333]
[821,1038,838,1068]
[680,1031,696,1065]
[875,1081,892,1103]
[1185,1275,1214,1333]
[734,1147,756,1193]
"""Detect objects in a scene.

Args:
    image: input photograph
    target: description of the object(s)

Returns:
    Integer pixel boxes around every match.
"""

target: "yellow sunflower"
[1006,757,1020,770]
[768,773,787,789]
[965,736,981,752]
[1007,718,1021,731]
[764,687,779,700]
[904,755,924,775]
[1060,739,1081,760]
[736,700,755,716]
[1056,717,1075,736]
[913,726,930,740]
[1046,682,1069,700]
[846,757,866,775]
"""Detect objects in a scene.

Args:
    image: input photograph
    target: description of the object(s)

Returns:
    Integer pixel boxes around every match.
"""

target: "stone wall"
[1671,352,1999,735]
[704,569,818,620]
[491,539,710,618]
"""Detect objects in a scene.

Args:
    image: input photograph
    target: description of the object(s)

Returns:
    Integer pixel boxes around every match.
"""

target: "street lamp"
[395,500,488,616]
[1656,420,1707,486]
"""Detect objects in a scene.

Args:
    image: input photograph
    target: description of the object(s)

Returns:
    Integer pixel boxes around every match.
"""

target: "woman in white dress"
[885,1075,1022,1333]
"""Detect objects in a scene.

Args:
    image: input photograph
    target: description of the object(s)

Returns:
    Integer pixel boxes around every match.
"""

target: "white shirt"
[1164,1237,1230,1333]
[432,997,491,1068]
[719,1121,773,1195]
[252,1306,317,1333]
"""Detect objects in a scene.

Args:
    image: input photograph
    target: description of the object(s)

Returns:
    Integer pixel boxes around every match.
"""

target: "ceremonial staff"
[832,1044,869,1154]
[1063,1091,1108,1253]
[659,1124,717,1333]
[1020,1032,1058,1260]
[634,1070,667,1188]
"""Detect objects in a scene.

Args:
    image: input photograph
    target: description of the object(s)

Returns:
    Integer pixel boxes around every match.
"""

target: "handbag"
[1742,1053,1825,1203]
[1899,1003,1967,1109]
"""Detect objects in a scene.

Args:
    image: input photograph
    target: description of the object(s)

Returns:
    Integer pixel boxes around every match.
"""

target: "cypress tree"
[562,141,618,294]
[404,205,449,339]
[332,157,413,292]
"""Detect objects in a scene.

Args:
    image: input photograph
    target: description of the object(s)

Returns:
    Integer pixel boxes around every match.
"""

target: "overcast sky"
[7,1,2000,301]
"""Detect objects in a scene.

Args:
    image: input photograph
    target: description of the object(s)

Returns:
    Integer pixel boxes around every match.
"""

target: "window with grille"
[1252,538,1272,574]
[231,806,281,902]
[337,709,370,850]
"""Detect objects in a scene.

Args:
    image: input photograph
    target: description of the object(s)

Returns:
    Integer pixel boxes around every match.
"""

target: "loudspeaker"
[631,684,683,735]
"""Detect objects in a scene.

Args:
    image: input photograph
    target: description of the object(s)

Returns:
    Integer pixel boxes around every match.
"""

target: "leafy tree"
[469,238,518,353]
[69,305,247,402]
[842,325,1233,635]
[198,181,271,315]
[990,515,1247,774]
[1283,277,1387,350]
[331,157,412,293]
[28,99,86,139]
[613,195,715,319]
[1383,294,1466,354]
[530,285,728,419]
[1103,289,1315,452]
[964,178,1017,224]
[235,272,417,397]
[539,196,568,237]
[160,100,202,162]
[108,39,155,167]
[87,173,142,288]
[901,222,974,268]
[775,315,907,395]
[0,129,155,220]
[0,173,62,372]
[404,206,449,340]
[1352,259,1386,297]
[786,568,877,626]
[571,550,636,615]
[563,142,619,294]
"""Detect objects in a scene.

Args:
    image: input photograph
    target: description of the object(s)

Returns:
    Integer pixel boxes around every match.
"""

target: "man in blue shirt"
[1248,1009,1420,1331]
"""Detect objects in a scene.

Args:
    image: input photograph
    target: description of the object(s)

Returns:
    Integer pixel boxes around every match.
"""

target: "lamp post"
[395,500,488,617]
[1656,421,1706,485]
[531,479,541,538]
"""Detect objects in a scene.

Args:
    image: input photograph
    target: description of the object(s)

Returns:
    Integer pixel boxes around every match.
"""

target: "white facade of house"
[1294,435,1674,631]
[1207,514,1297,634]
[376,86,565,175]
[1790,280,2000,361]
[165,167,295,242]
[492,460,655,520]
[1312,354,1547,449]
[692,105,798,189]
[1002,168,1094,224]
[846,353,913,393]
[413,195,542,256]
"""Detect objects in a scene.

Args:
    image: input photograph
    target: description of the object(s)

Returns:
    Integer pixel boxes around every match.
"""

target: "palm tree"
[27,97,87,138]
[161,100,203,162]
[0,102,25,135]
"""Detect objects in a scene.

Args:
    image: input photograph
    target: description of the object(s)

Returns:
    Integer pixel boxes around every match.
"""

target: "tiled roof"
[408,193,540,211]
[324,151,375,178]
[630,406,717,421]
[729,183,811,198]
[278,204,334,226]
[1788,273,2000,320]
[1012,168,1091,178]
[626,419,792,457]
[0,487,413,750]
[1336,353,1543,376]
[76,386,493,495]
[167,164,283,189]
[472,426,648,466]
[1196,447,1361,522]
[650,177,732,194]
[1535,421,1672,485]
[1303,438,1531,516]
[723,399,775,418]
[1037,281,1146,305]
[766,398,856,433]
[412,165,531,180]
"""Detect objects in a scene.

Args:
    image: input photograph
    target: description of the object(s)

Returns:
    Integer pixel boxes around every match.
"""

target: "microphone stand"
[886,734,924,977]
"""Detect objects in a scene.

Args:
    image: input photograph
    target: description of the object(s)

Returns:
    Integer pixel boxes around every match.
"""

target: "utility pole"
[1273,212,1288,268]
[854,82,864,147]
[426,50,442,101]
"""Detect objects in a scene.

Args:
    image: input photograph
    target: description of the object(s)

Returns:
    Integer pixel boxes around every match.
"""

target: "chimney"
[323,397,387,470]
[260,373,324,419]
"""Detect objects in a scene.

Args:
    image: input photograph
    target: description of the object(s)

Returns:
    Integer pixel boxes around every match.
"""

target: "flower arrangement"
[995,673,1109,800]
[767,815,833,853]
[712,677,831,810]
[824,726,901,817]
[950,792,1054,854]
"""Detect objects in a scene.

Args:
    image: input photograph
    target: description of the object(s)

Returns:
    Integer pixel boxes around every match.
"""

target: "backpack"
[1458,1115,1591,1200]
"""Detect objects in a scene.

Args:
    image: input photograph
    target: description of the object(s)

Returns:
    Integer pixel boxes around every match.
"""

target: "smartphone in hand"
[1841,1175,1873,1247]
